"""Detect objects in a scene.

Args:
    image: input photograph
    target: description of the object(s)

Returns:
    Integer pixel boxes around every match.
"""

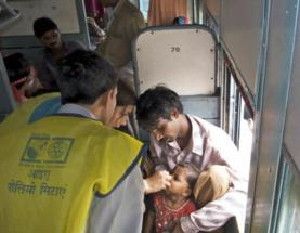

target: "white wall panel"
[134,26,216,95]
[2,0,79,36]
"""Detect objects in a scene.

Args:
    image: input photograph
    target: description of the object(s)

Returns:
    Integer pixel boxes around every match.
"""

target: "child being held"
[143,164,199,233]
[143,165,231,233]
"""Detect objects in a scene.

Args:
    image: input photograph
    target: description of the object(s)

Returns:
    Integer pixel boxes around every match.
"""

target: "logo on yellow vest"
[22,134,74,164]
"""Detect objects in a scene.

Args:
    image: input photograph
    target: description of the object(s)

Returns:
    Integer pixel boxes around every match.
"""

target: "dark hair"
[117,79,136,106]
[136,86,183,130]
[58,49,118,105]
[3,53,30,88]
[173,17,180,25]
[172,16,186,25]
[33,16,58,38]
[173,164,199,191]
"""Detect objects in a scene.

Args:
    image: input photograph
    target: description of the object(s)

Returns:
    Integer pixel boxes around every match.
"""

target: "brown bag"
[193,165,230,208]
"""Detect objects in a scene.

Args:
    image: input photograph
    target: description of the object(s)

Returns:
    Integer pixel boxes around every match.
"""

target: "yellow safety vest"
[0,115,143,233]
[0,92,61,133]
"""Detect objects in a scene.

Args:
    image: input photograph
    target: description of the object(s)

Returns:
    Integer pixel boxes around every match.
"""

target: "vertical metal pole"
[249,0,300,232]
[198,0,204,24]
[193,0,199,24]
[76,0,92,49]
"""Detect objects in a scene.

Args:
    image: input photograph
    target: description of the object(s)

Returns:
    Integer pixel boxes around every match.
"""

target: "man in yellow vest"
[0,49,145,233]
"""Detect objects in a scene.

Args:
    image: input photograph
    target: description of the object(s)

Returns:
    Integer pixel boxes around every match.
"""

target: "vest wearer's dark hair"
[33,16,58,38]
[58,49,118,105]
[136,86,183,130]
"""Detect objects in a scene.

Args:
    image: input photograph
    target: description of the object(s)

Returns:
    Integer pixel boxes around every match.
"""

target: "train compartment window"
[274,153,300,233]
[222,61,253,180]
[139,0,149,20]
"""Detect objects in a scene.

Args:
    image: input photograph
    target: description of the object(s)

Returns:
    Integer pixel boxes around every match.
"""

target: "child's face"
[166,166,190,196]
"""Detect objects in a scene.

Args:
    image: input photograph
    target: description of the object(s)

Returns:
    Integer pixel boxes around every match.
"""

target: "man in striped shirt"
[137,86,248,233]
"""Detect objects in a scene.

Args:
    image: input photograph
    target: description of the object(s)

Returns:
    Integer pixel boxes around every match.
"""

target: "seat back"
[133,26,220,143]
[133,25,217,96]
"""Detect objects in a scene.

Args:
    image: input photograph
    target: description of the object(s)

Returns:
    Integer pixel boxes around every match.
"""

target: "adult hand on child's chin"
[171,222,184,233]
[144,170,172,194]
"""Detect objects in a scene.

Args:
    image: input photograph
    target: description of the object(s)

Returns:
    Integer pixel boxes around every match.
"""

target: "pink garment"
[150,115,248,232]
[85,0,104,16]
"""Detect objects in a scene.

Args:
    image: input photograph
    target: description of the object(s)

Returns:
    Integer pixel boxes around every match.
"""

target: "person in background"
[173,16,188,25]
[84,0,105,28]
[87,16,106,50]
[136,86,248,233]
[148,0,187,26]
[99,0,145,84]
[33,16,86,91]
[84,0,106,50]
[107,78,138,136]
[3,52,42,104]
[0,49,145,233]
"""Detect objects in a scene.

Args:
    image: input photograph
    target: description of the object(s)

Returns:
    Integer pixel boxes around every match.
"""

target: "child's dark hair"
[174,164,199,191]
[33,16,58,38]
[58,49,118,105]
[136,86,183,130]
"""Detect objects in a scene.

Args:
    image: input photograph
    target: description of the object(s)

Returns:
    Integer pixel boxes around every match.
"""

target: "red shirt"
[154,193,196,233]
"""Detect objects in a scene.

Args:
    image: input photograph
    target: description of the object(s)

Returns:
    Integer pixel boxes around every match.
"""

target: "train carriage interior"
[0,0,299,232]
